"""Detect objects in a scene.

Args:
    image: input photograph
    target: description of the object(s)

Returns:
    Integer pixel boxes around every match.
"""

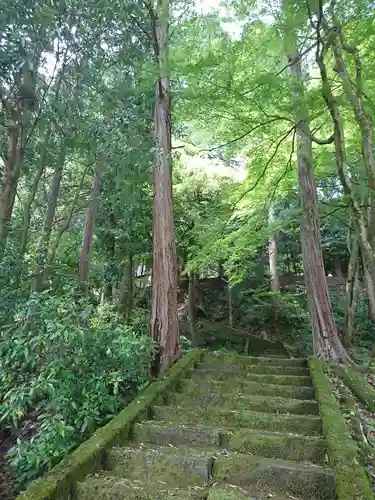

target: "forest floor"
[0,427,17,500]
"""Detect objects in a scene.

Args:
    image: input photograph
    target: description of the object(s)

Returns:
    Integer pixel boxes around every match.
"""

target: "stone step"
[228,429,326,464]
[105,445,213,485]
[179,378,315,400]
[213,454,335,500]
[195,363,310,376]
[76,476,209,499]
[132,422,223,448]
[188,370,312,387]
[151,405,322,436]
[202,353,308,367]
[207,484,305,499]
[131,422,325,463]
[167,391,319,415]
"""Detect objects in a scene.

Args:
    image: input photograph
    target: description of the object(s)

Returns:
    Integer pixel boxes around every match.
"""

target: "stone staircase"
[76,352,336,500]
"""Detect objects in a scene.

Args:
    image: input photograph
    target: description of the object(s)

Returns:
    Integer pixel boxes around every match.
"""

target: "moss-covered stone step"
[131,422,325,463]
[76,476,209,499]
[179,378,315,400]
[229,429,326,463]
[132,422,227,448]
[187,370,313,387]
[206,484,303,500]
[167,392,319,415]
[105,445,213,485]
[194,362,310,376]
[202,353,308,367]
[213,454,335,500]
[151,405,322,436]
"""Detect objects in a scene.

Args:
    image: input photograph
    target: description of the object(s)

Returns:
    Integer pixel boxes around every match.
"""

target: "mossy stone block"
[152,405,322,435]
[187,370,312,387]
[195,363,310,376]
[229,430,326,464]
[132,422,225,447]
[179,379,315,400]
[203,353,308,368]
[213,454,335,500]
[76,476,209,499]
[106,446,213,485]
[168,392,319,415]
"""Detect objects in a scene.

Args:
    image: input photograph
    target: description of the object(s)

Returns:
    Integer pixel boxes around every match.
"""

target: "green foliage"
[0,292,155,484]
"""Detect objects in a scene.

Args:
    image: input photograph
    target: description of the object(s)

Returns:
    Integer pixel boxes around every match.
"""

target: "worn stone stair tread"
[151,405,322,436]
[131,422,326,463]
[188,370,313,387]
[167,391,319,415]
[179,378,315,400]
[132,421,224,447]
[105,445,214,484]
[206,484,305,499]
[202,354,308,367]
[213,454,335,500]
[194,363,310,376]
[76,476,209,499]
[228,428,326,464]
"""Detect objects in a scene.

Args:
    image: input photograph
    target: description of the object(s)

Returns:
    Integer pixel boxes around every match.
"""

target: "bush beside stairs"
[76,352,336,500]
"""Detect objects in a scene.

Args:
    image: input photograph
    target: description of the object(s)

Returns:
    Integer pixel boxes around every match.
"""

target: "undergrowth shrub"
[0,292,155,485]
[330,290,375,364]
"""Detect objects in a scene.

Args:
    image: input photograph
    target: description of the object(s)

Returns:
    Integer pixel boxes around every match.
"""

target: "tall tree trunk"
[343,237,360,348]
[284,0,349,361]
[46,165,89,273]
[228,283,233,328]
[268,205,280,322]
[78,165,103,296]
[33,145,66,291]
[148,0,180,375]
[19,60,66,263]
[314,10,375,328]
[0,108,26,257]
[118,249,133,323]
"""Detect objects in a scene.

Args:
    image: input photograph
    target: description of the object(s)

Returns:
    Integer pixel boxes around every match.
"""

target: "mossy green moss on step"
[213,454,335,500]
[187,370,312,386]
[106,446,213,485]
[151,405,322,435]
[16,349,202,500]
[75,476,209,500]
[167,392,319,415]
[203,353,307,367]
[334,364,375,412]
[206,485,295,500]
[309,356,374,500]
[178,378,315,400]
[195,362,309,376]
[132,422,226,447]
[229,430,326,463]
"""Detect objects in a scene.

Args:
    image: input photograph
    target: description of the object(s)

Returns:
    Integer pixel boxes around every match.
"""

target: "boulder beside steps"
[76,352,335,500]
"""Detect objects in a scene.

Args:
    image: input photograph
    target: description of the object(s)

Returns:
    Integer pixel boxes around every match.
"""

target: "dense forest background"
[1,0,375,494]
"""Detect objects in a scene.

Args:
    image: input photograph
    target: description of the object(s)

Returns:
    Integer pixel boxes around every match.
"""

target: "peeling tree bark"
[148,0,180,375]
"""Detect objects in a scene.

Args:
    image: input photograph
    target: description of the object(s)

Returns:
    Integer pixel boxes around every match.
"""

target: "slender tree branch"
[311,133,334,144]
[197,118,285,153]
